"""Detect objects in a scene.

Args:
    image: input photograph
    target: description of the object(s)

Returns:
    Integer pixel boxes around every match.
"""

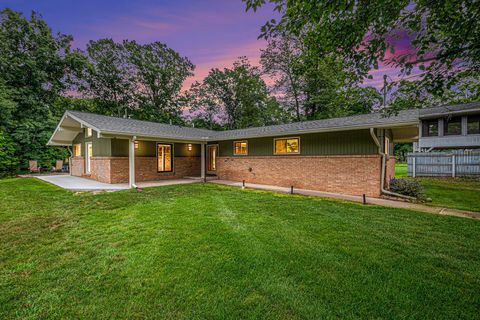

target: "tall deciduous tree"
[261,33,382,120]
[124,40,194,123]
[261,34,304,120]
[187,57,286,129]
[0,9,78,169]
[245,0,480,92]
[78,39,135,117]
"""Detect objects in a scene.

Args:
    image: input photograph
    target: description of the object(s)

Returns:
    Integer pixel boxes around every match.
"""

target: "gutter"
[369,128,415,200]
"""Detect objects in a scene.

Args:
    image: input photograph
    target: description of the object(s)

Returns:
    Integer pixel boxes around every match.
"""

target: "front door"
[207,145,217,174]
[85,142,92,174]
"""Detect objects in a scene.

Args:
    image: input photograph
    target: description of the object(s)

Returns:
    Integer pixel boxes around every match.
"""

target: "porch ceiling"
[48,115,83,146]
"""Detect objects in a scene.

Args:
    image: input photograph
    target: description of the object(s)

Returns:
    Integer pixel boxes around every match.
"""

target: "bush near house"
[390,178,426,200]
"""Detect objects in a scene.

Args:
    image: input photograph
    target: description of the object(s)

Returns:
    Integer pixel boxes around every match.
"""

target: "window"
[233,141,248,155]
[422,119,438,137]
[157,143,173,172]
[274,137,300,155]
[73,144,81,157]
[468,115,480,134]
[444,117,462,136]
[85,127,92,137]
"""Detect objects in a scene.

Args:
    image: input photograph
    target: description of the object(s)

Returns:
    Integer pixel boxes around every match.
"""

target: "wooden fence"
[407,151,480,177]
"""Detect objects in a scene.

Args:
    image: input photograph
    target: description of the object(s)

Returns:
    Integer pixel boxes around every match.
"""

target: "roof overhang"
[47,112,90,146]
[419,106,480,119]
[210,121,419,141]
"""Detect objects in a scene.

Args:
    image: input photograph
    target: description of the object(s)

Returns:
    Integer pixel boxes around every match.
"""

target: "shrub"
[389,178,425,200]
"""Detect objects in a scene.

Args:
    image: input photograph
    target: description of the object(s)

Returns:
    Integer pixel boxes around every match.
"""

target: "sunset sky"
[4,0,416,90]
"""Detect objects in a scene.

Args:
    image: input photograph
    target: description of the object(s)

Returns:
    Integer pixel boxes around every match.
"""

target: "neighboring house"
[417,102,480,151]
[48,102,480,197]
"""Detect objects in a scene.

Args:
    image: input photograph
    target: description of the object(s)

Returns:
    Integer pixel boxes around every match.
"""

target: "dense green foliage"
[260,33,382,120]
[390,178,425,199]
[77,39,194,124]
[1,179,479,318]
[245,0,480,93]
[186,57,286,129]
[0,9,78,169]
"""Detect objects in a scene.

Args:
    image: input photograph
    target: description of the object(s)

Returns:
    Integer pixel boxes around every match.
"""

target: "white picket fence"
[407,151,480,177]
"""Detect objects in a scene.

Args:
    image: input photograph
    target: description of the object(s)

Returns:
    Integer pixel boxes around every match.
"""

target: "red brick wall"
[71,157,84,177]
[86,156,201,184]
[216,155,383,197]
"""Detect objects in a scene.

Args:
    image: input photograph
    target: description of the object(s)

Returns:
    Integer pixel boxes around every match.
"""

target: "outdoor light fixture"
[187,144,192,151]
[134,141,139,149]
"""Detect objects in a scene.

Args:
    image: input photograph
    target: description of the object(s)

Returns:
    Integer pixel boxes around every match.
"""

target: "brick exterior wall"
[69,156,201,184]
[71,157,84,177]
[216,155,383,197]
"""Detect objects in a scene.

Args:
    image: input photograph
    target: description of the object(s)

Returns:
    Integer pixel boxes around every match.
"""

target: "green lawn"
[1,179,480,319]
[394,163,480,212]
[395,163,408,177]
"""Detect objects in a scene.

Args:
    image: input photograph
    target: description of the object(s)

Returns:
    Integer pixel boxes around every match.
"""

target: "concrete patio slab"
[36,175,200,191]
[36,175,128,191]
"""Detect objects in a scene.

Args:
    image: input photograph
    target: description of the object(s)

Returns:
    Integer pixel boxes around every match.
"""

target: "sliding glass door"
[157,143,173,172]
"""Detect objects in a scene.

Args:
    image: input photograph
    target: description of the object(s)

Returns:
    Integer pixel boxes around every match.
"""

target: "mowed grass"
[1,179,480,319]
[418,177,480,212]
[395,163,480,212]
[395,163,408,177]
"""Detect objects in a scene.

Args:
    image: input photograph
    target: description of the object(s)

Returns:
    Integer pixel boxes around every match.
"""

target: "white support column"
[129,137,136,188]
[200,143,206,181]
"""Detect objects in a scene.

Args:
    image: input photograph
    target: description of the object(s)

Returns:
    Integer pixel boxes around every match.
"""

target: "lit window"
[85,127,93,137]
[444,117,462,136]
[274,137,300,155]
[233,141,248,155]
[157,143,173,172]
[468,115,480,134]
[422,119,438,137]
[73,144,81,157]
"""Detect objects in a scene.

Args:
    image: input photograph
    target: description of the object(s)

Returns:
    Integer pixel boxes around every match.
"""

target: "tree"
[261,34,304,120]
[260,33,382,120]
[187,57,286,129]
[245,0,480,92]
[0,9,76,169]
[0,129,17,174]
[77,39,135,117]
[124,40,194,124]
[386,71,480,116]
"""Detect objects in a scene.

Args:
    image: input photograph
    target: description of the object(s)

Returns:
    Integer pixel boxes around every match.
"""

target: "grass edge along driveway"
[1,178,479,319]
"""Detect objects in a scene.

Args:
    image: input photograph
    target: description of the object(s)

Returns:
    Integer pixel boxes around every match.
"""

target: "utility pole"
[382,74,388,107]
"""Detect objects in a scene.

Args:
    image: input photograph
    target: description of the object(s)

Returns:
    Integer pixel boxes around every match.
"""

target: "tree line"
[2,1,480,173]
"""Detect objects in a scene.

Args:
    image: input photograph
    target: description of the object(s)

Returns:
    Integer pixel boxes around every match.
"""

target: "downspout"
[370,128,415,200]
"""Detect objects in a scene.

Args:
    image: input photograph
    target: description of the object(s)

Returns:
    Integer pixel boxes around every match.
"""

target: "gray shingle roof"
[209,109,420,140]
[62,102,479,143]
[67,111,213,141]
[419,101,480,118]
[67,108,420,142]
